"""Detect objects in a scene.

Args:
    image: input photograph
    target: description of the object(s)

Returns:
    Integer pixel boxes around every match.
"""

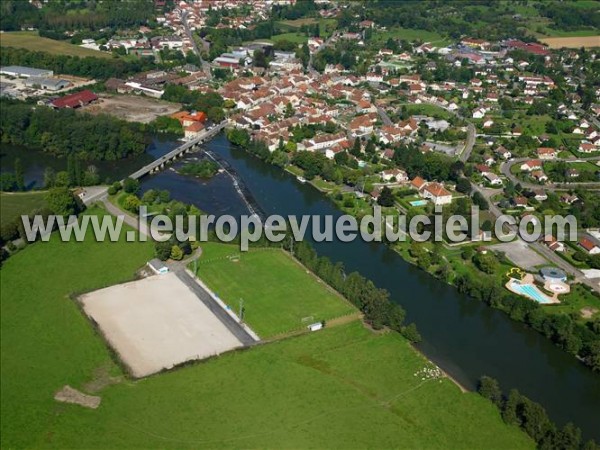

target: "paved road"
[459,123,476,162]
[500,156,600,191]
[376,106,393,126]
[181,10,212,80]
[173,269,257,345]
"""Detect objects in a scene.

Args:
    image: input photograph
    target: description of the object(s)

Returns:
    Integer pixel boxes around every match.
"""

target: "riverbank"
[228,135,600,375]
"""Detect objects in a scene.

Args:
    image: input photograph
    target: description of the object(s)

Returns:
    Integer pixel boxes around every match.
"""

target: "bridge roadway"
[129,121,227,180]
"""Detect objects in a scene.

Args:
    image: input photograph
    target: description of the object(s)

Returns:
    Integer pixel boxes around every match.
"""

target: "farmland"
[0,207,153,448]
[193,242,356,337]
[0,191,48,227]
[540,36,600,48]
[0,31,113,59]
[0,210,533,448]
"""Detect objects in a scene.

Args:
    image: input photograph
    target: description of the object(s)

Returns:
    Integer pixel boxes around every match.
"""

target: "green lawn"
[545,283,600,323]
[0,191,48,227]
[193,243,356,337]
[1,212,533,448]
[0,31,113,59]
[0,207,153,448]
[372,27,450,45]
[401,103,453,119]
[37,322,532,449]
[271,32,309,44]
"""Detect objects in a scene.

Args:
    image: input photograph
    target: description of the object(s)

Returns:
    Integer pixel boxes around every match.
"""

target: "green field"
[1,211,533,448]
[0,191,48,227]
[0,31,112,59]
[0,207,153,448]
[373,27,450,45]
[194,243,356,337]
[401,103,453,119]
[271,32,309,44]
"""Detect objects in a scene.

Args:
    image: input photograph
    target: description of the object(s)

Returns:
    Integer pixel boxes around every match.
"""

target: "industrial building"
[24,77,71,91]
[0,65,54,79]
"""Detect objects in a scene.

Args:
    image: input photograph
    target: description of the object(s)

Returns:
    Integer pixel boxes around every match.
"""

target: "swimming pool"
[509,280,552,304]
[410,200,428,207]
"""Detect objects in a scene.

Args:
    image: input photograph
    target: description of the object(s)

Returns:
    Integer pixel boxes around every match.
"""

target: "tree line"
[477,376,599,450]
[0,47,154,80]
[455,271,600,372]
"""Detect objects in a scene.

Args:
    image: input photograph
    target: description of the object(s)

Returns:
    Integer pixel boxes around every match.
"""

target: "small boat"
[297,176,306,184]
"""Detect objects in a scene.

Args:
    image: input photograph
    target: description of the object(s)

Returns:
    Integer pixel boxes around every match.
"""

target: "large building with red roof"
[50,90,98,109]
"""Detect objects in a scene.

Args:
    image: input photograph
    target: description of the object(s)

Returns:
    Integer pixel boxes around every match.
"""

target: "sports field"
[0,191,48,227]
[0,31,112,59]
[194,243,356,337]
[1,214,532,448]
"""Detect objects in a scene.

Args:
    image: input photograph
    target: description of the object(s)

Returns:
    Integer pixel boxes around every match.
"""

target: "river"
[5,134,600,440]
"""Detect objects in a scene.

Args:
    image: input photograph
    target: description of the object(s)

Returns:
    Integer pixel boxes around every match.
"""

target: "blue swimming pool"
[509,280,552,304]
[410,200,428,207]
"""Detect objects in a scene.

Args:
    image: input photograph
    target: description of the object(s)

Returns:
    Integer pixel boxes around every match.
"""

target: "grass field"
[0,31,112,59]
[193,243,356,337]
[0,191,48,227]
[0,207,153,448]
[372,27,450,45]
[20,322,533,448]
[1,212,532,448]
[401,103,453,119]
[271,32,309,44]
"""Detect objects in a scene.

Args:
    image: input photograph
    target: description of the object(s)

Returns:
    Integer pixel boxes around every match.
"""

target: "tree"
[456,177,471,194]
[284,102,295,118]
[170,244,184,261]
[502,389,523,426]
[377,187,395,207]
[207,106,225,122]
[473,252,498,274]
[45,187,78,216]
[155,241,172,261]
[478,376,502,407]
[14,158,24,191]
[253,49,268,68]
[401,323,422,342]
[122,177,140,194]
[122,194,141,213]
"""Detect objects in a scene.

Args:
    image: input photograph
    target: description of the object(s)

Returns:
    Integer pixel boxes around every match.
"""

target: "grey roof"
[0,65,53,77]
[25,77,69,88]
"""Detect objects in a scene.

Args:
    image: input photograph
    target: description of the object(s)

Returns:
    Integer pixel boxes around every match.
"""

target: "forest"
[0,101,148,161]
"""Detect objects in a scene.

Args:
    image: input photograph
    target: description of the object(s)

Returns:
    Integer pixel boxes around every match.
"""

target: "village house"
[380,168,408,182]
[579,237,600,255]
[542,235,565,252]
[537,147,557,160]
[520,159,542,172]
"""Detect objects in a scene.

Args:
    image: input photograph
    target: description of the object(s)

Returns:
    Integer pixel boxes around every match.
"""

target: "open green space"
[1,209,533,448]
[0,31,113,59]
[271,32,309,44]
[545,283,600,323]
[193,242,356,337]
[401,103,453,120]
[0,207,153,448]
[372,27,450,45]
[11,319,533,448]
[0,191,48,227]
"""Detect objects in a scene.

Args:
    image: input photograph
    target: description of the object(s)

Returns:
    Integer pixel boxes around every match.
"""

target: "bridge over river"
[129,121,227,180]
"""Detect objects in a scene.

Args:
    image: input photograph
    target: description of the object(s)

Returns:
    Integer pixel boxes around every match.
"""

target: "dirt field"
[540,36,600,48]
[85,94,181,123]
[79,273,244,377]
